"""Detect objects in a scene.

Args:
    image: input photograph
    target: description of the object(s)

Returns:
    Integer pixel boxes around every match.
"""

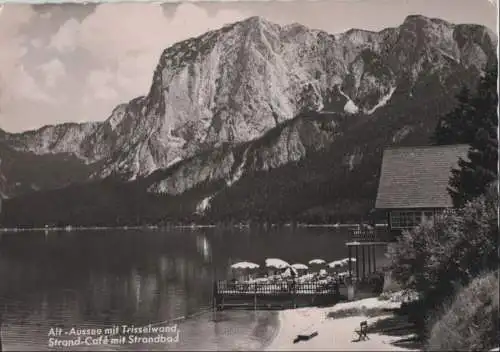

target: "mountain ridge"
[1,15,495,176]
[0,14,497,225]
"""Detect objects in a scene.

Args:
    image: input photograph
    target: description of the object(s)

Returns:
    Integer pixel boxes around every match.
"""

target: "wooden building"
[344,144,469,285]
[375,144,469,233]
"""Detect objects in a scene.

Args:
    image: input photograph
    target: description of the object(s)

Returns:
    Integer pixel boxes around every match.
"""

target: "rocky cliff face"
[2,122,101,161]
[1,15,496,203]
[130,15,496,199]
[146,112,340,197]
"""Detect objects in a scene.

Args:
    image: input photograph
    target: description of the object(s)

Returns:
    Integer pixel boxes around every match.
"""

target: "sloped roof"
[375,144,469,209]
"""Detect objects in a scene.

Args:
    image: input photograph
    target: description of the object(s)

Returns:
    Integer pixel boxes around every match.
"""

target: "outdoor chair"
[354,320,369,341]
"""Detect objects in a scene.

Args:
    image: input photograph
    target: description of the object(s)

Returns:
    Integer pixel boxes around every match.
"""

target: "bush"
[388,182,498,336]
[381,268,402,294]
[427,270,499,351]
[379,289,419,303]
[399,298,428,332]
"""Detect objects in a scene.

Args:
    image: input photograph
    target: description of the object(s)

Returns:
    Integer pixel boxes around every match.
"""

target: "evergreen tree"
[447,63,498,207]
[432,86,476,145]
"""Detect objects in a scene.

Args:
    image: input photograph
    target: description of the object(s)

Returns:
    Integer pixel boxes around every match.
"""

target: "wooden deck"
[344,227,393,282]
[349,227,395,243]
[213,280,345,310]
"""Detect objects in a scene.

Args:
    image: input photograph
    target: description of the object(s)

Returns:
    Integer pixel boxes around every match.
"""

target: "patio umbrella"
[231,261,260,281]
[265,258,290,269]
[231,261,260,270]
[339,258,356,276]
[308,259,326,265]
[265,258,290,277]
[340,258,356,267]
[291,263,309,271]
[308,258,326,274]
[327,260,344,269]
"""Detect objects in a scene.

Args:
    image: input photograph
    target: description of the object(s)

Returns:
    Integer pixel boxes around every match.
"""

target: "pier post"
[367,245,372,275]
[253,283,257,311]
[373,246,377,273]
[335,281,340,301]
[346,276,355,301]
[355,246,360,280]
[212,281,218,312]
[348,246,353,278]
[362,246,366,279]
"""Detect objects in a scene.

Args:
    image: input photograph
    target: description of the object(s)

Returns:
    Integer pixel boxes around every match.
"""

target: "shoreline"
[265,295,419,351]
[259,310,282,351]
[0,223,387,233]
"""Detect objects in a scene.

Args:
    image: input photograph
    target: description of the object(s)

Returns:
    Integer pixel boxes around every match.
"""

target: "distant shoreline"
[0,223,388,233]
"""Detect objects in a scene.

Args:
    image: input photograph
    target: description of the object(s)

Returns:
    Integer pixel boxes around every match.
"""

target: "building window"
[423,211,434,222]
[390,210,436,229]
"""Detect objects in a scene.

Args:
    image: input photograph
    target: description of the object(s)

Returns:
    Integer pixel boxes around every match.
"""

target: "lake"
[0,227,388,351]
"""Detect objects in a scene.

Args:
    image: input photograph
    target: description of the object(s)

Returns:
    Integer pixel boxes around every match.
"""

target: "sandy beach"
[266,295,419,351]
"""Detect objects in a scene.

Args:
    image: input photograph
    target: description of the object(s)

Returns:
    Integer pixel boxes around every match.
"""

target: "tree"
[389,182,499,339]
[432,86,477,145]
[448,64,498,207]
[432,63,498,207]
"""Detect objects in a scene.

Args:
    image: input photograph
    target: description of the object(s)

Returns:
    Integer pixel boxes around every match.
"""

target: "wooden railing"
[349,227,395,242]
[216,280,339,296]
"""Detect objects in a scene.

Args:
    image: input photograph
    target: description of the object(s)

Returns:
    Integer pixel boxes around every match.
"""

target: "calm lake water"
[0,227,387,351]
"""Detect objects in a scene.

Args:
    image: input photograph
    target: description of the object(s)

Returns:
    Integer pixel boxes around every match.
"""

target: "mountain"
[0,15,497,226]
[0,123,101,198]
[0,140,98,198]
